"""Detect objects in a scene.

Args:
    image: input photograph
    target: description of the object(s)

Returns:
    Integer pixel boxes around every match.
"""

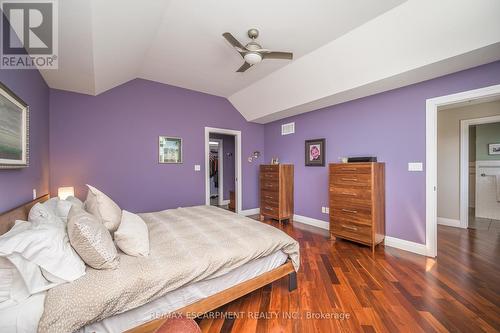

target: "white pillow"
[114,210,150,257]
[0,220,86,294]
[66,196,83,208]
[84,185,122,232]
[0,256,30,309]
[28,202,63,227]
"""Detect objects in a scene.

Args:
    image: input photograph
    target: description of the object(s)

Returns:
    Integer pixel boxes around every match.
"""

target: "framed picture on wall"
[305,138,326,166]
[159,136,182,163]
[0,82,29,169]
[488,143,500,155]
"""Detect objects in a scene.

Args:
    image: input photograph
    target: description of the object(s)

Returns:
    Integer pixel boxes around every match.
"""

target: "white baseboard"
[384,236,427,256]
[220,200,230,206]
[437,217,461,227]
[293,214,329,230]
[240,208,260,216]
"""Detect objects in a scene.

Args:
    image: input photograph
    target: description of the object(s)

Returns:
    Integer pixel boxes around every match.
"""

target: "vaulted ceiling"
[39,0,500,123]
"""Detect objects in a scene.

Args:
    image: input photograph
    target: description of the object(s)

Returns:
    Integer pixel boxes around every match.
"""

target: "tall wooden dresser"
[329,162,385,253]
[260,164,294,223]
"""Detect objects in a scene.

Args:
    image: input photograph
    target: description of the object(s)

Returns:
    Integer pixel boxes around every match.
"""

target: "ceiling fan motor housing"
[247,28,259,39]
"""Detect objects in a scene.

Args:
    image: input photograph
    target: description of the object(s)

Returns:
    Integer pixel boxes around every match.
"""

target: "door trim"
[426,84,500,257]
[205,127,242,214]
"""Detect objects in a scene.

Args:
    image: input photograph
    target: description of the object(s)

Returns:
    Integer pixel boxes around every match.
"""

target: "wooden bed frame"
[0,195,297,333]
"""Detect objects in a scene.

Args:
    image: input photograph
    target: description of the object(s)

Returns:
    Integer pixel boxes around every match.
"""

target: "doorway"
[461,117,500,230]
[205,127,242,214]
[426,84,500,257]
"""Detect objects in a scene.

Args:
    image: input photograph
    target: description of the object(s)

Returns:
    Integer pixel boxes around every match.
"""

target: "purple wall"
[209,133,235,201]
[264,61,500,244]
[49,79,264,212]
[0,69,50,212]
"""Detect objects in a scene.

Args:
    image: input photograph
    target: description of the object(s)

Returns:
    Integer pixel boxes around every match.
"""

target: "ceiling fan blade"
[236,62,252,72]
[222,32,247,53]
[263,52,293,60]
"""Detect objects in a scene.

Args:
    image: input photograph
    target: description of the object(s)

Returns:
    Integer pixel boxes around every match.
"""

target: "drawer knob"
[265,206,274,211]
[341,168,357,171]
[265,195,273,199]
[341,224,357,231]
[342,208,358,214]
[341,192,357,196]
[341,178,358,181]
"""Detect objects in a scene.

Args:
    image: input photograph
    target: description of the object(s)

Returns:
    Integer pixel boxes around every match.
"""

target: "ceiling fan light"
[244,52,262,65]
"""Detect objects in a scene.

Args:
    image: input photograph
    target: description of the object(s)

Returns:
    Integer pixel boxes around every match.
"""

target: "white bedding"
[0,251,287,333]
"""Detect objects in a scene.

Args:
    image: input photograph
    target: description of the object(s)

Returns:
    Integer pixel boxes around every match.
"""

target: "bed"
[0,195,299,333]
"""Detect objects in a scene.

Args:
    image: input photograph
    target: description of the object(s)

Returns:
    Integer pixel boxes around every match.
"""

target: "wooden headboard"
[0,194,49,235]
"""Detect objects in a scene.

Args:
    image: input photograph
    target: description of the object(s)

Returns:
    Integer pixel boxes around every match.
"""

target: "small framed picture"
[159,136,182,163]
[488,143,500,155]
[305,138,326,166]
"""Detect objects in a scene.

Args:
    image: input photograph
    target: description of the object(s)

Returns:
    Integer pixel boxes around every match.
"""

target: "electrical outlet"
[325,207,330,214]
[32,189,37,199]
[321,207,325,213]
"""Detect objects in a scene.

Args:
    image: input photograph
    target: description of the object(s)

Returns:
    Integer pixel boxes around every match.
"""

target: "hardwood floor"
[197,218,500,332]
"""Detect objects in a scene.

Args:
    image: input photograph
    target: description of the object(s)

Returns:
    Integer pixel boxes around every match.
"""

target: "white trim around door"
[426,84,500,257]
[459,114,500,229]
[205,127,242,214]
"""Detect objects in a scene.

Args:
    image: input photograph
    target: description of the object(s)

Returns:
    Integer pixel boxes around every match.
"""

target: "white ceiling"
[40,0,405,96]
[38,0,500,123]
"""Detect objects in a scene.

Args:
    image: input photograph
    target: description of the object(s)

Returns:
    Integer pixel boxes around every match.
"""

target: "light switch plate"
[325,207,330,214]
[194,165,201,171]
[408,162,423,172]
[32,189,37,199]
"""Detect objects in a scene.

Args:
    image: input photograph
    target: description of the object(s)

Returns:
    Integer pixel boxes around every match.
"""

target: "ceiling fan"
[222,28,293,72]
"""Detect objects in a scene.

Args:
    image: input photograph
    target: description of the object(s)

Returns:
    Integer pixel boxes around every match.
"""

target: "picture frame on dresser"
[0,81,29,169]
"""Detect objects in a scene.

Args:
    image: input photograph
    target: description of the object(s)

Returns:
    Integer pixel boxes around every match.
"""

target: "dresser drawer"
[260,165,279,173]
[330,174,371,188]
[330,163,372,175]
[260,172,280,181]
[260,179,279,191]
[331,221,372,244]
[261,190,279,204]
[261,204,279,218]
[330,205,372,225]
[330,187,372,207]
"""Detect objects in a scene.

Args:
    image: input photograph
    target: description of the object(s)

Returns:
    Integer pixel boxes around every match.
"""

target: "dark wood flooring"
[197,217,500,332]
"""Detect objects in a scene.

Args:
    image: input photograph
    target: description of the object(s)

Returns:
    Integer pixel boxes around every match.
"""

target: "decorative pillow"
[0,220,86,294]
[114,210,150,257]
[84,185,121,232]
[67,206,119,270]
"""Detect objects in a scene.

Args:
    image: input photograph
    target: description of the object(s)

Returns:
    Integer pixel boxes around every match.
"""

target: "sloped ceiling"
[39,0,500,123]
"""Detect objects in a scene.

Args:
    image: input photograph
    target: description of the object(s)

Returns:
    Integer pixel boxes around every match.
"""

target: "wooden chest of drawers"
[329,162,385,253]
[260,164,294,223]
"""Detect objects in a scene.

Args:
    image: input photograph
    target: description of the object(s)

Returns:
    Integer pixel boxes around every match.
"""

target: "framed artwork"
[305,138,325,167]
[159,136,182,163]
[0,82,29,169]
[488,143,500,155]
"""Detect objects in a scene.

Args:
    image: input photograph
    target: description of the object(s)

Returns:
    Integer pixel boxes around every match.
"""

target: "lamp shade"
[58,186,75,200]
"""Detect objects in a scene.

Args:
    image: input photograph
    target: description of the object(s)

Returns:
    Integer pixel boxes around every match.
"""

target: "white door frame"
[460,114,500,229]
[208,138,224,206]
[426,84,500,257]
[205,127,242,214]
